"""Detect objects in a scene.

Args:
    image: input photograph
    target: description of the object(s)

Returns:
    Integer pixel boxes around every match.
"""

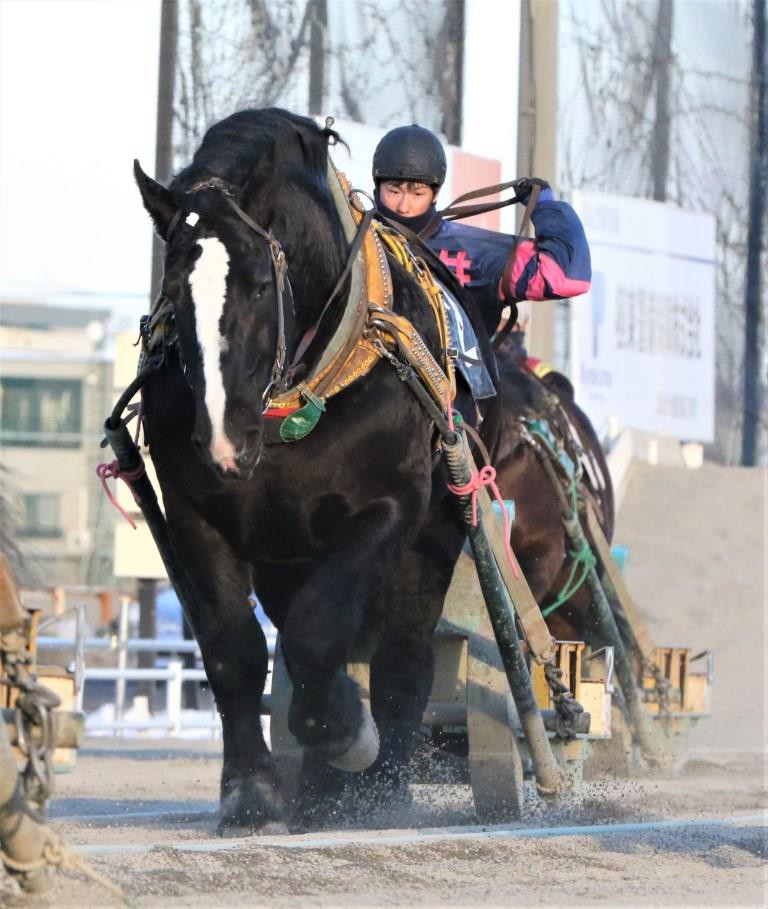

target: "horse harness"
[143,163,459,444]
[512,384,610,616]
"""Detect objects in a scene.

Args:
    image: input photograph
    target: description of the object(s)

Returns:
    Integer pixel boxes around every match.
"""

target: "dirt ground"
[3,462,767,908]
[3,745,765,909]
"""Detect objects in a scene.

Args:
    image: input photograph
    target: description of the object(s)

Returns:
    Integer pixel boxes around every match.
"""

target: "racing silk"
[426,196,591,312]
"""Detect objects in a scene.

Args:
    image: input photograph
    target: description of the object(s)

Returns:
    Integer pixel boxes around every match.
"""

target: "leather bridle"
[167,177,290,413]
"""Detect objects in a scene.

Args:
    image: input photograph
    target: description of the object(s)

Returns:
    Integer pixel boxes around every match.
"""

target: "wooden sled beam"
[584,503,657,661]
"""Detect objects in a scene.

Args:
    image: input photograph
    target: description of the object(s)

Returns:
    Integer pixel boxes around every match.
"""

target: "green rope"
[526,417,597,617]
[542,539,596,617]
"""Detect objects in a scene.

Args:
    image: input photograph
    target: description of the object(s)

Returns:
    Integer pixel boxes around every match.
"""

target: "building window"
[18,493,62,538]
[0,378,82,447]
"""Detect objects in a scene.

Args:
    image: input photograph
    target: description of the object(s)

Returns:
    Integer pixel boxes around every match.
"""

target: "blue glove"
[515,178,552,205]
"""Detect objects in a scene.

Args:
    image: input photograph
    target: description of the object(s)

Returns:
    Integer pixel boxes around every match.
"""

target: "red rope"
[95,460,146,529]
[447,463,522,580]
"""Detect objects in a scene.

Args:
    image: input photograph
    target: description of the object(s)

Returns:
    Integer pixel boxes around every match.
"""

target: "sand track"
[4,463,766,907]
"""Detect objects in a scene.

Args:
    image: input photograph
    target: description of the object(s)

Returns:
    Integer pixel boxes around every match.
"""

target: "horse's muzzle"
[192,424,263,480]
[234,445,262,477]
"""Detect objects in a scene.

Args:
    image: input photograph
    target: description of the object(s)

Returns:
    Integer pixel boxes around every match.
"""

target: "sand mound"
[614,461,766,752]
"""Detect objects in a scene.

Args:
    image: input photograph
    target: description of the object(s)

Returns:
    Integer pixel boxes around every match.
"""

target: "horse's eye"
[252,282,270,300]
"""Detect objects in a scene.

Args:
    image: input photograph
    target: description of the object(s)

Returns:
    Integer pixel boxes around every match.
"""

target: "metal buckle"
[349,189,375,213]
[261,380,275,413]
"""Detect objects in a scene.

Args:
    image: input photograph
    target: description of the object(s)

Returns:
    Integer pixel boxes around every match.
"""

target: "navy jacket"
[426,194,591,319]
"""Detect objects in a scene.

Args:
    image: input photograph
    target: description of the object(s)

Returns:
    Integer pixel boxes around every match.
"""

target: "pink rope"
[96,402,146,528]
[448,462,522,581]
[95,459,146,530]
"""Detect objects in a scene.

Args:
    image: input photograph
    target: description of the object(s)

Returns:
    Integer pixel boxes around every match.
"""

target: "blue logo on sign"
[591,272,605,358]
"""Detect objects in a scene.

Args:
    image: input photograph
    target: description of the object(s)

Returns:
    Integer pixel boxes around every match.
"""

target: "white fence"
[84,661,218,736]
[36,601,276,739]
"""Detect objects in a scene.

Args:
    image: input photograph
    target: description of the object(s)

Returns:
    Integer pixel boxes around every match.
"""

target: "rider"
[371,124,592,339]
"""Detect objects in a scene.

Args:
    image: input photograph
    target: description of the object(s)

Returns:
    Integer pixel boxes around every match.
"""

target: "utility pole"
[650,0,673,201]
[516,0,536,190]
[438,0,465,145]
[140,0,178,702]
[741,0,767,466]
[308,0,327,115]
[518,0,559,363]
[151,0,178,302]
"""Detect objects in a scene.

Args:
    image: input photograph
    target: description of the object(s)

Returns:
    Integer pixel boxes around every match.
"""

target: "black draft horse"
[133,108,501,833]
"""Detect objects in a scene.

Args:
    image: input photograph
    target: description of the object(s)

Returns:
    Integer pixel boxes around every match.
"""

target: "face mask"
[374,190,438,235]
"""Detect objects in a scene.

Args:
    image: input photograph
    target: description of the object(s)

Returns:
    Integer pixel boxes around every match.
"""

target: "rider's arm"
[502,194,592,302]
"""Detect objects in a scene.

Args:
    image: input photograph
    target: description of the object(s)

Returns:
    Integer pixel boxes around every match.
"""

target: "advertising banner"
[571,191,716,441]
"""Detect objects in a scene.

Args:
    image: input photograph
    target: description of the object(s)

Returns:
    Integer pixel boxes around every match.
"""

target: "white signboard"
[571,191,716,442]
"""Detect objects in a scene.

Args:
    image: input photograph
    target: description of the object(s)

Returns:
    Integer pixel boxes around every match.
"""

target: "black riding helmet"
[372,124,447,188]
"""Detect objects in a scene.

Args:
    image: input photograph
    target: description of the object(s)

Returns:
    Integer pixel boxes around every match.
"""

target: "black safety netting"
[557,0,764,464]
[172,0,463,167]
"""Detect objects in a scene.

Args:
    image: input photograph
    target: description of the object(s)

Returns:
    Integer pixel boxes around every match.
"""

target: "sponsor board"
[571,191,716,442]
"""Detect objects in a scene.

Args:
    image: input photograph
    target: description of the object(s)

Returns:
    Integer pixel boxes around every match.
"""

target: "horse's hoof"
[256,820,291,836]
[217,818,290,838]
[217,822,252,838]
[217,777,286,837]
[327,703,379,772]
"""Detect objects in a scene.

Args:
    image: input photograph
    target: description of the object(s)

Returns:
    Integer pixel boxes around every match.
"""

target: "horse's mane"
[170,108,339,194]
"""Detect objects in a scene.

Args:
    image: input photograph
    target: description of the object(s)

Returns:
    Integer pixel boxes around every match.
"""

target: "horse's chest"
[186,474,354,562]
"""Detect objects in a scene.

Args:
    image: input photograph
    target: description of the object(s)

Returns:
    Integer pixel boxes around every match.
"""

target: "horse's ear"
[134,159,178,240]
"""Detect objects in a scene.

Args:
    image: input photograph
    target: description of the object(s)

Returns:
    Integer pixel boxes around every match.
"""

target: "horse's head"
[134,164,288,478]
[134,110,346,479]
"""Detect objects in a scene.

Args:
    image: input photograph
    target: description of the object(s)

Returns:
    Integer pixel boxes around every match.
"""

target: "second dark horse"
[133,108,501,833]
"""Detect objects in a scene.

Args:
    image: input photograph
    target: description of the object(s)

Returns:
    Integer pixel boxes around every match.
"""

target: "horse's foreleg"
[366,512,466,800]
[281,498,409,768]
[200,616,286,834]
[163,502,285,834]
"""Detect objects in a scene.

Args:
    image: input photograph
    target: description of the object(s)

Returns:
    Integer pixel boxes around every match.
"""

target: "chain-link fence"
[172,0,463,167]
[168,0,763,464]
[558,0,764,464]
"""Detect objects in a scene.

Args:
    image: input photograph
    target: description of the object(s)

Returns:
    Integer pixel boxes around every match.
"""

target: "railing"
[35,600,276,739]
[84,662,219,736]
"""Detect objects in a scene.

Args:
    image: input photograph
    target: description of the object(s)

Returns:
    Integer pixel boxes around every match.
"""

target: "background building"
[0,302,114,586]
[552,0,760,463]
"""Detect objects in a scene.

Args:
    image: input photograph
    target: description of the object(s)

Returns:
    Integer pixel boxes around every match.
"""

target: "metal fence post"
[73,602,86,713]
[167,661,183,736]
[115,598,129,734]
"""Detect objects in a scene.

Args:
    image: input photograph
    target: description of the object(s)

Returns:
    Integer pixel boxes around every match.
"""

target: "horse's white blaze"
[189,237,237,470]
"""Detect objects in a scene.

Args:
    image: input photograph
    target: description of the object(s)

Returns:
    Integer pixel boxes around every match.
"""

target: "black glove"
[515,177,550,205]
